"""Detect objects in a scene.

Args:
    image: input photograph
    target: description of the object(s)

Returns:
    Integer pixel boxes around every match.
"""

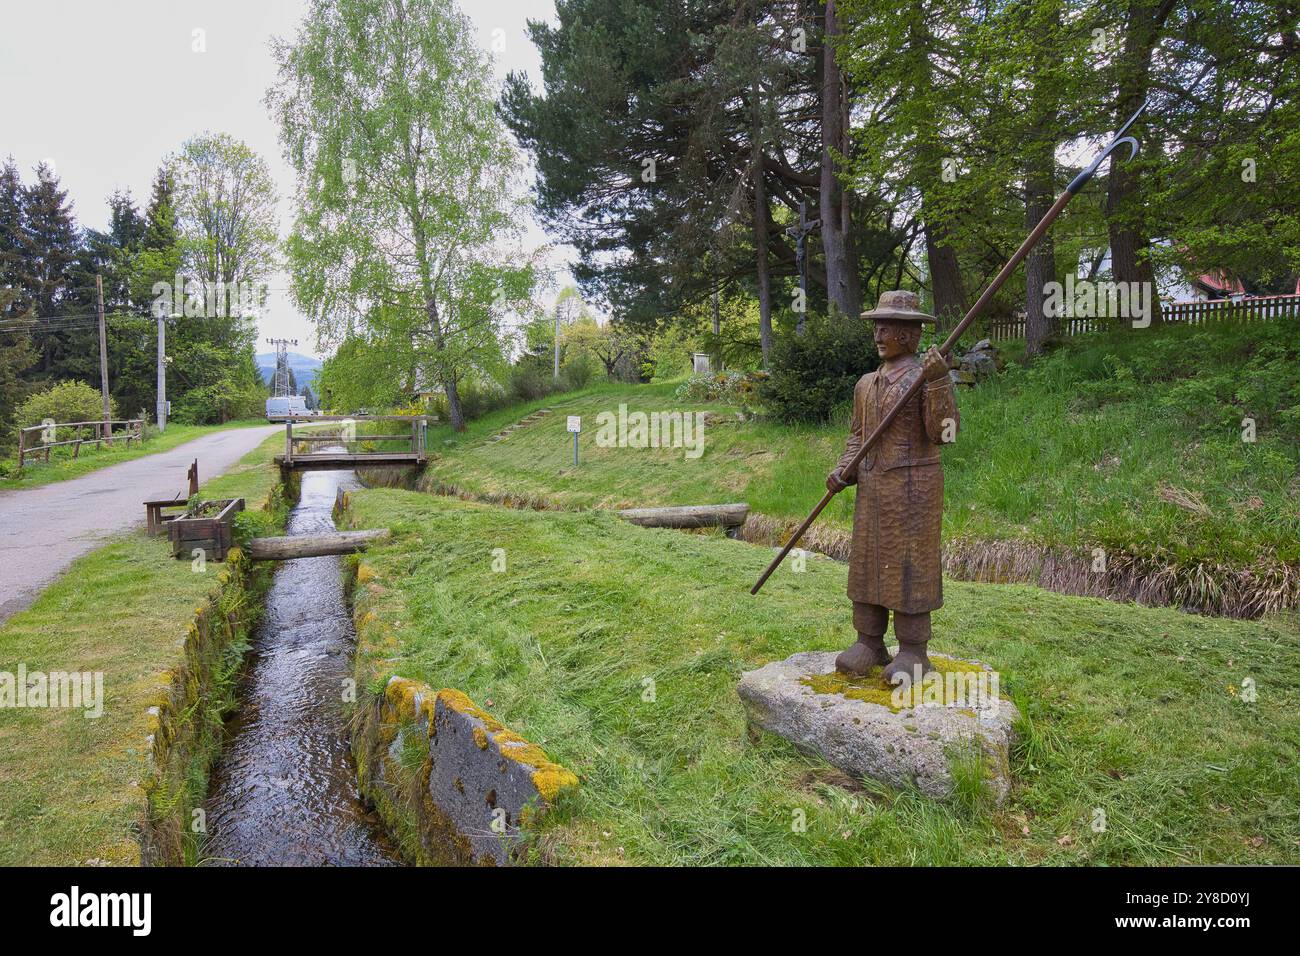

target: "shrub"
[759,313,880,423]
[561,353,597,390]
[456,379,511,421]
[508,355,564,403]
[14,380,118,439]
[170,381,264,424]
[675,369,767,407]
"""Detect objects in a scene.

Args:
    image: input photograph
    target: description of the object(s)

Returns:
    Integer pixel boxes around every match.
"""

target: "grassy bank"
[0,419,268,491]
[343,487,1300,866]
[403,323,1298,615]
[0,432,286,865]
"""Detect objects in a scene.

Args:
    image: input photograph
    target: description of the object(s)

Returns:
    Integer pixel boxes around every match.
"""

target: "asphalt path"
[0,425,280,624]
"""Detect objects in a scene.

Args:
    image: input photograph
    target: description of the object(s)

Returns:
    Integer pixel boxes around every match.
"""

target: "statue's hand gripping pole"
[750,101,1148,595]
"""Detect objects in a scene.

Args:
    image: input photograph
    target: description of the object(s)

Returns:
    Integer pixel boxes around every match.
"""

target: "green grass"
[0,432,285,865]
[345,488,1300,866]
[410,323,1298,594]
[0,419,268,491]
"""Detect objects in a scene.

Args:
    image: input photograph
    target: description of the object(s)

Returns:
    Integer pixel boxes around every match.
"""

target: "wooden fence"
[16,419,144,469]
[941,293,1300,343]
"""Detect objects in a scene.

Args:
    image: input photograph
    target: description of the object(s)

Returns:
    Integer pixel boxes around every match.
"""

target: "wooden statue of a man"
[826,290,958,685]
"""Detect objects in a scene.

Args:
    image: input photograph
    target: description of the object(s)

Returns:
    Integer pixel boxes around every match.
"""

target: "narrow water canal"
[202,465,401,866]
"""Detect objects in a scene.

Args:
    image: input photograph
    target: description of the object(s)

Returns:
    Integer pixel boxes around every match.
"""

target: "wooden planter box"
[168,498,245,561]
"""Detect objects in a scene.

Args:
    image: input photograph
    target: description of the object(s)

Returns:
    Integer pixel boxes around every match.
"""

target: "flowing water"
[202,466,401,866]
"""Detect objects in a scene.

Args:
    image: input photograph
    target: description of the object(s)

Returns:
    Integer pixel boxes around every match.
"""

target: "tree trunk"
[1105,1,1173,328]
[1105,154,1160,326]
[923,219,968,328]
[444,374,465,431]
[617,503,749,529]
[424,294,465,431]
[247,529,390,560]
[819,0,861,320]
[1023,5,1061,357]
[754,193,774,368]
[751,72,773,369]
[1024,155,1058,356]
[710,282,722,370]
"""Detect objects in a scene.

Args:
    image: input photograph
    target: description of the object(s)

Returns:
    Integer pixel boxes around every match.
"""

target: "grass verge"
[399,324,1298,615]
[0,419,268,491]
[0,432,286,865]
[343,487,1300,866]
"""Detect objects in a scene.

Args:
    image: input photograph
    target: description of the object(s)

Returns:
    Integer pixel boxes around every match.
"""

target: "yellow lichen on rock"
[800,656,989,713]
[437,688,579,805]
[384,676,436,731]
[531,766,579,803]
[489,729,578,802]
[436,688,504,734]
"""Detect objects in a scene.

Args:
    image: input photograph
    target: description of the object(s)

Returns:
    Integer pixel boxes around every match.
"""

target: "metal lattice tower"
[266,338,298,397]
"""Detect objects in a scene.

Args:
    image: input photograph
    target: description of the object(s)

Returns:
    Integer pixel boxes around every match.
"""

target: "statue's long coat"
[836,354,959,614]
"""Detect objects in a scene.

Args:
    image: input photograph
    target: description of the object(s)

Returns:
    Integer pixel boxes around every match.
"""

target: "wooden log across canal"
[615,503,750,529]
[246,528,391,561]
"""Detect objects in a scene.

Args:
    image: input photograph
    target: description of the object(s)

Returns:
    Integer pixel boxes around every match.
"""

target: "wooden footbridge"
[275,415,434,472]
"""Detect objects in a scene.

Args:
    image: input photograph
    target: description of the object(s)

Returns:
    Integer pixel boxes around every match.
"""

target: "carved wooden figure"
[826,291,959,684]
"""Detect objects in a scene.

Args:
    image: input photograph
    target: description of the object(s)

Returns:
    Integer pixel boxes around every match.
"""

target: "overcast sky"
[0,0,565,358]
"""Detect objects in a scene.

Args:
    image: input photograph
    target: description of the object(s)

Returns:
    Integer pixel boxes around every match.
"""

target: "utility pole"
[553,299,561,382]
[156,310,167,432]
[96,275,111,440]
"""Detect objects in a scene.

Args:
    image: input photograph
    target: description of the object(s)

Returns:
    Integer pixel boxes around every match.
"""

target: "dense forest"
[2,0,1297,441]
[0,133,279,449]
[503,0,1298,363]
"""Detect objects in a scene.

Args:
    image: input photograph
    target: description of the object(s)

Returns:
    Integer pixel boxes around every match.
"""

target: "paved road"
[0,425,280,624]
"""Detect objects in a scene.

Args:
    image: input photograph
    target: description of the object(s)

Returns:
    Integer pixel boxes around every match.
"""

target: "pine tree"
[0,159,28,320]
[64,189,154,414]
[20,163,80,373]
[0,287,35,454]
[134,167,182,312]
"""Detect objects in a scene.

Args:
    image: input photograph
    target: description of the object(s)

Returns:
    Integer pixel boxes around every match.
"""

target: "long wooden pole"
[96,275,111,441]
[750,102,1147,595]
[156,311,167,432]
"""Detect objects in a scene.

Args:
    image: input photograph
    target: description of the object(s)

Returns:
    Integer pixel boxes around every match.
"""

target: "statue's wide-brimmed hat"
[861,290,935,324]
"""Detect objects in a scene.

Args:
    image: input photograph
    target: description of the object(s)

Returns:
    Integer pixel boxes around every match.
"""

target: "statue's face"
[873,320,918,361]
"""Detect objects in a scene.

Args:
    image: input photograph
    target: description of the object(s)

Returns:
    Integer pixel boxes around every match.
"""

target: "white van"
[266,395,310,421]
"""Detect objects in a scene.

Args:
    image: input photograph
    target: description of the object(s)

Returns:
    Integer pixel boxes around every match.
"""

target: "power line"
[0,307,266,331]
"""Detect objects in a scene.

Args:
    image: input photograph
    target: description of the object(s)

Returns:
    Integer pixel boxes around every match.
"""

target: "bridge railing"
[281,415,436,464]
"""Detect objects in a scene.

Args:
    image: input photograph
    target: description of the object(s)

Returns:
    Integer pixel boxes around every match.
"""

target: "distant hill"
[256,351,323,392]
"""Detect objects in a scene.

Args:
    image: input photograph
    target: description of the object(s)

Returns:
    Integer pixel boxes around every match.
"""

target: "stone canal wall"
[137,482,291,865]
[340,490,578,865]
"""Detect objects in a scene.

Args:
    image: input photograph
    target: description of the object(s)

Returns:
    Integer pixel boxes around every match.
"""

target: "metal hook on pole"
[1066,99,1148,194]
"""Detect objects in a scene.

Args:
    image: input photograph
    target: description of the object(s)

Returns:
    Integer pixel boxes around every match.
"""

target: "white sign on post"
[567,416,582,433]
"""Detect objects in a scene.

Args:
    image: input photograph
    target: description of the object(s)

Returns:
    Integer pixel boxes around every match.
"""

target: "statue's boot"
[835,633,892,676]
[837,603,892,676]
[882,611,933,687]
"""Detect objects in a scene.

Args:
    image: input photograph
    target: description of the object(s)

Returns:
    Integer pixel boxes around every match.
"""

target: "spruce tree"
[20,163,80,373]
[0,159,28,320]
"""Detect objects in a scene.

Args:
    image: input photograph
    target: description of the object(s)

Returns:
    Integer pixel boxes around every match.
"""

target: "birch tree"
[269,0,535,430]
